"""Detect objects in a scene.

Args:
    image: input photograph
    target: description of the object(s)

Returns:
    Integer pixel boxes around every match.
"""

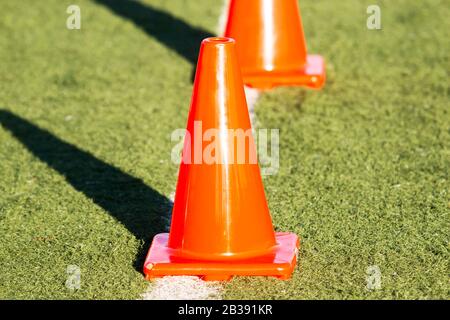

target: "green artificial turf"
[0,0,448,299]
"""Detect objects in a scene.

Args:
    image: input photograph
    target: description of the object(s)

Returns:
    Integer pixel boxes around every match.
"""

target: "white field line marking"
[142,1,261,300]
[142,276,222,300]
[244,86,261,128]
[216,0,231,35]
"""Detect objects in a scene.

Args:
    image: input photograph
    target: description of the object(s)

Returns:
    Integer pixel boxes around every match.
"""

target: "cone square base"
[243,55,325,90]
[143,232,299,281]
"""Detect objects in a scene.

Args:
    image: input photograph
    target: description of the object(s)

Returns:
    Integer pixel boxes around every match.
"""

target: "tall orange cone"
[143,37,299,281]
[224,0,325,89]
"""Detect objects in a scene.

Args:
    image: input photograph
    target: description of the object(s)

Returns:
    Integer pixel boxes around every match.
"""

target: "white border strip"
[142,276,222,300]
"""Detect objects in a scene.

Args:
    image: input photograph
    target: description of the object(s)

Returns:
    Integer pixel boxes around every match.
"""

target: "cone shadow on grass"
[0,110,172,273]
[93,0,214,66]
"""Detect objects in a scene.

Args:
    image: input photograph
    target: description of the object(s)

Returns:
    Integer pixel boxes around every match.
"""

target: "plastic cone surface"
[143,37,299,281]
[224,0,325,89]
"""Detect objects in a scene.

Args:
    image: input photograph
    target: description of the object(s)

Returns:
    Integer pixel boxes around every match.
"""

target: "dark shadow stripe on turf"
[93,0,214,66]
[0,109,172,273]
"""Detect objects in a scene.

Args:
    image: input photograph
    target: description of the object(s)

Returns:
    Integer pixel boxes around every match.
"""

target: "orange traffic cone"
[223,0,325,89]
[143,37,299,281]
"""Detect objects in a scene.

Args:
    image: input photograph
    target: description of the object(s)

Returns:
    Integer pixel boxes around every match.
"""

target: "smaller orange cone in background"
[143,37,299,281]
[224,0,325,89]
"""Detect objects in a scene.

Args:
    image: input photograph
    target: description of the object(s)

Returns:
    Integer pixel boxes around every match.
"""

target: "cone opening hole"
[204,37,234,44]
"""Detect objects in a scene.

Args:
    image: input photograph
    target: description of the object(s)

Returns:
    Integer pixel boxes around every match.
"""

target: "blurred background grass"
[0,0,448,299]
